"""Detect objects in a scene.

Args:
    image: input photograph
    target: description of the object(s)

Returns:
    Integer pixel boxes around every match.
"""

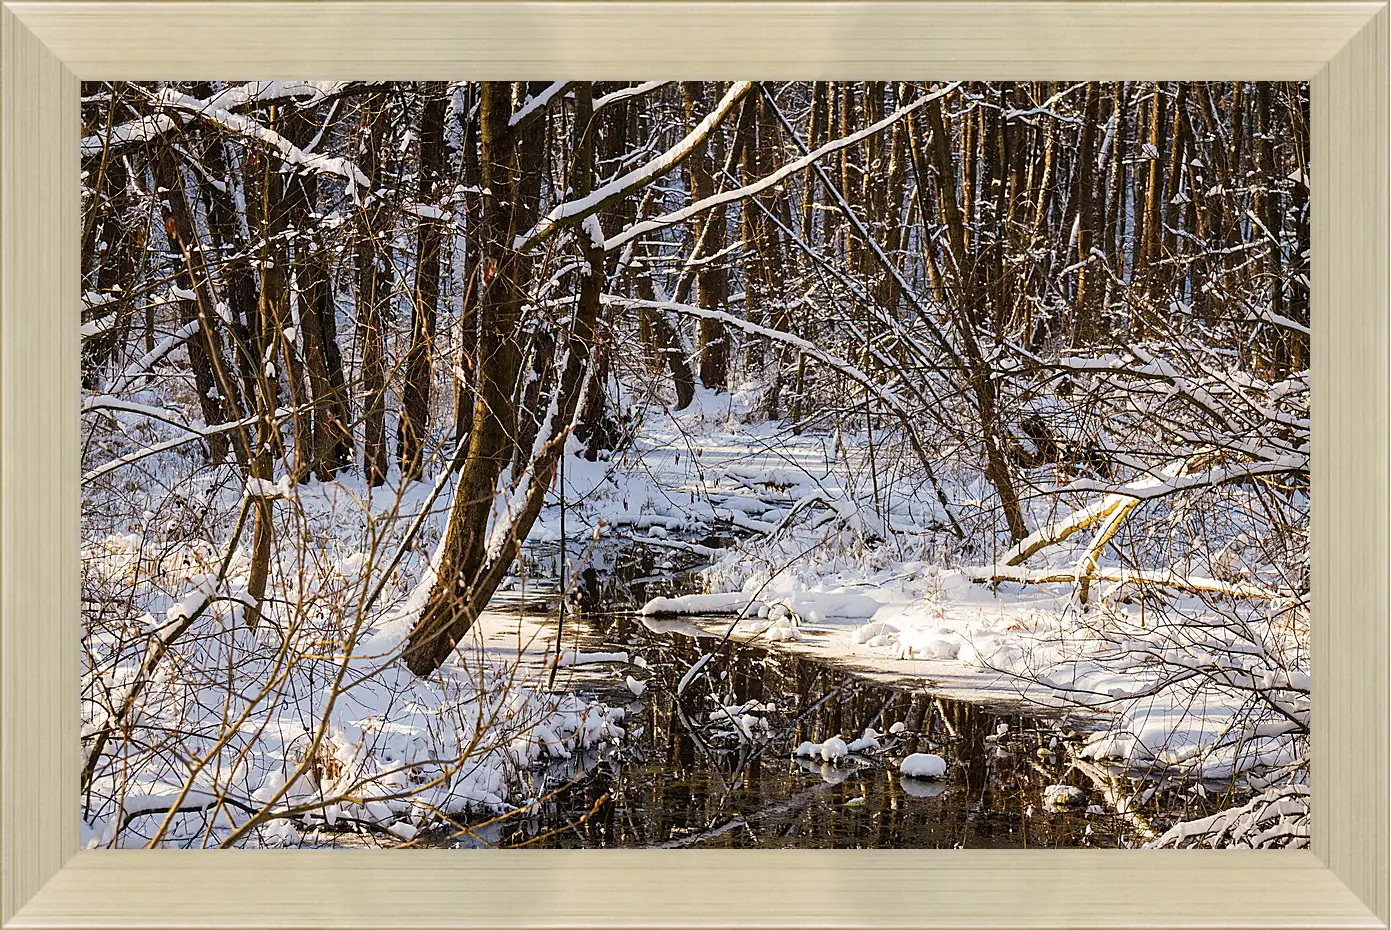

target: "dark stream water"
[420,543,1240,850]
[447,597,1133,849]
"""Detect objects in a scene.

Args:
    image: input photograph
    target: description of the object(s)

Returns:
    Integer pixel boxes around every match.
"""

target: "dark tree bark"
[356,90,394,487]
[453,83,483,446]
[402,80,535,675]
[1071,82,1104,346]
[739,93,766,371]
[1104,83,1130,317]
[152,140,249,467]
[1138,82,1168,318]
[285,150,352,481]
[637,271,696,411]
[399,81,448,483]
[81,152,138,388]
[197,123,264,419]
[682,81,730,391]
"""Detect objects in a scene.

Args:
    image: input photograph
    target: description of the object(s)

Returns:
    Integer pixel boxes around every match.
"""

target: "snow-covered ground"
[81,381,1307,848]
[82,449,628,848]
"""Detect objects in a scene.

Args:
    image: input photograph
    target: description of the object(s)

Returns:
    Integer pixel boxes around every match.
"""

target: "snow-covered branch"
[604,82,958,254]
[515,82,754,251]
[81,115,179,158]
[81,81,353,157]
[149,87,371,192]
[1055,455,1307,500]
[593,80,668,114]
[963,564,1295,601]
[507,81,575,131]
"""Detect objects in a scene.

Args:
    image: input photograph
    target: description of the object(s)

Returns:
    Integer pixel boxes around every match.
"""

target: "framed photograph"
[2,1,1386,926]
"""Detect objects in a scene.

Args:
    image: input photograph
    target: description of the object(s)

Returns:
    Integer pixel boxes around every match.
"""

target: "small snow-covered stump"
[1042,784,1086,811]
[792,735,857,767]
[820,736,849,764]
[846,728,880,754]
[387,821,418,842]
[245,474,295,501]
[900,752,947,780]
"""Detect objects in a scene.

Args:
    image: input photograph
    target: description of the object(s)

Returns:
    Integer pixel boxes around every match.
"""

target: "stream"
[416,540,1243,850]
[498,620,1115,848]
[433,555,1145,849]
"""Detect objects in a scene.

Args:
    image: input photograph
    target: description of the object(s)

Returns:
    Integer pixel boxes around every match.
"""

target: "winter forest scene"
[80,79,1309,850]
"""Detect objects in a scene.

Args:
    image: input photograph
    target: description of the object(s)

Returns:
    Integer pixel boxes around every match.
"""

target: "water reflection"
[450,606,1127,849]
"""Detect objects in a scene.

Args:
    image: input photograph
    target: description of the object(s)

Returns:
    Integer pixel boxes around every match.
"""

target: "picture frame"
[2,1,1385,925]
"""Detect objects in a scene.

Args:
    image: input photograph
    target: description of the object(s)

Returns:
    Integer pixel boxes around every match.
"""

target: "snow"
[105,319,201,395]
[81,115,179,157]
[641,592,755,616]
[556,650,630,667]
[846,729,881,753]
[790,729,878,764]
[580,215,605,250]
[402,201,448,221]
[1150,784,1309,849]
[589,402,1306,800]
[245,475,294,500]
[386,821,418,842]
[819,736,849,763]
[593,81,667,113]
[80,467,631,848]
[81,296,120,339]
[900,753,948,780]
[204,80,348,113]
[81,369,1307,846]
[1042,784,1086,810]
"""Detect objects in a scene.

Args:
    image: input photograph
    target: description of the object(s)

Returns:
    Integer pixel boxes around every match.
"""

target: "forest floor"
[81,383,1306,848]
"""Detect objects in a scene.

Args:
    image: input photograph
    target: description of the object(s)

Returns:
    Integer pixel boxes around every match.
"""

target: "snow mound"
[819,735,849,763]
[792,735,858,766]
[640,592,754,616]
[900,753,948,779]
[846,728,881,753]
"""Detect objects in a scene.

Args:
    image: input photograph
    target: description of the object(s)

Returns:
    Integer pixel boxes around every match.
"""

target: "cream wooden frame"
[1,2,1385,926]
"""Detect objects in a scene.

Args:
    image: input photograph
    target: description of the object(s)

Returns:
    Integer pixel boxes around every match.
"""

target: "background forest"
[81,81,1309,848]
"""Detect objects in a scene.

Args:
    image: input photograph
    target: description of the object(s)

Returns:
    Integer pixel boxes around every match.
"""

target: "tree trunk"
[243,116,300,625]
[152,140,249,466]
[638,271,696,410]
[285,153,352,481]
[402,80,534,675]
[738,93,765,372]
[1071,82,1103,346]
[400,81,448,483]
[682,81,729,391]
[356,91,393,487]
[1139,82,1168,319]
[453,83,482,446]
